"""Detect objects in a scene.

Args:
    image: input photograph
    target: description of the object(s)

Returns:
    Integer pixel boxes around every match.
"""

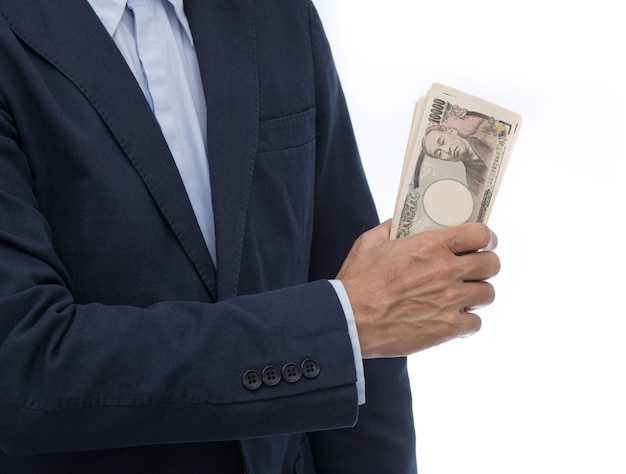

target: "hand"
[336,220,500,358]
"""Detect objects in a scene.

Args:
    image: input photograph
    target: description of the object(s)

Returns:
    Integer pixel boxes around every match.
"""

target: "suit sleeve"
[305,4,417,473]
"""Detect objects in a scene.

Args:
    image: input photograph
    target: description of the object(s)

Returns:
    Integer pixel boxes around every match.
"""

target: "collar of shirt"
[87,0,194,45]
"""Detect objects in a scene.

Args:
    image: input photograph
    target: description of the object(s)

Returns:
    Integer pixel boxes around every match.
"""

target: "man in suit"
[0,0,499,471]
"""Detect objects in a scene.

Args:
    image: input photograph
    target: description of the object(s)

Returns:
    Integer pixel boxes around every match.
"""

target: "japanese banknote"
[391,84,522,239]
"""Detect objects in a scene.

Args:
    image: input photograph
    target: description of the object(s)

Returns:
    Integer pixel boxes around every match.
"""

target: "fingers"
[457,280,495,339]
[458,311,482,338]
[462,280,496,311]
[361,220,497,256]
[440,222,498,255]
[459,249,501,282]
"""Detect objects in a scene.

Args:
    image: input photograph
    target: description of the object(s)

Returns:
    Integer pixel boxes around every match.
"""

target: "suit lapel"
[185,0,259,300]
[0,0,220,300]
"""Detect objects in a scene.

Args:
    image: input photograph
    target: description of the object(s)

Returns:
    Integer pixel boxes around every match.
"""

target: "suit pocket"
[257,108,315,153]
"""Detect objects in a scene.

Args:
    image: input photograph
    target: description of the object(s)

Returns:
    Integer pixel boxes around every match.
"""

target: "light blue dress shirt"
[87,0,364,404]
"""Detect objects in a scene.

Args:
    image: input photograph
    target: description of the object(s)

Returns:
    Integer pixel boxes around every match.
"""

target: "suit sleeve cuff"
[328,279,365,405]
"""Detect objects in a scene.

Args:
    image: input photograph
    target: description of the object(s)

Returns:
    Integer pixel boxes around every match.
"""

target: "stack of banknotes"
[391,84,522,239]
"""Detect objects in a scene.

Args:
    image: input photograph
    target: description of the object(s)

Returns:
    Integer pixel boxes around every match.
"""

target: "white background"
[313,1,626,472]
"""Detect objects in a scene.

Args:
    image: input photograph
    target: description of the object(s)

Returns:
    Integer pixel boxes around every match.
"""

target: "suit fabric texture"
[0,0,416,471]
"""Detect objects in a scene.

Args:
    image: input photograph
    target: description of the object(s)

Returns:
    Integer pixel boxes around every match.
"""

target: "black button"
[243,369,262,390]
[262,366,281,386]
[282,363,302,383]
[301,358,320,379]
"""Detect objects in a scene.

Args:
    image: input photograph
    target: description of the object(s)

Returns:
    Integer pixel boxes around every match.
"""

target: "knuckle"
[482,282,496,303]
[472,222,492,246]
[463,313,482,336]
[482,251,500,277]
[490,253,501,275]
[476,282,496,306]
[425,259,460,283]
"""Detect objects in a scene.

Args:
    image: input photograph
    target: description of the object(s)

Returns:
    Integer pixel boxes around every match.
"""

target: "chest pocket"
[257,108,315,154]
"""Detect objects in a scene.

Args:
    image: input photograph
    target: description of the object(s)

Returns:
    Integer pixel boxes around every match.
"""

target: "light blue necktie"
[126,0,218,266]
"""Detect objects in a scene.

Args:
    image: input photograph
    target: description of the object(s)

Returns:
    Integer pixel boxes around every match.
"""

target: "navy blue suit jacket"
[0,0,416,471]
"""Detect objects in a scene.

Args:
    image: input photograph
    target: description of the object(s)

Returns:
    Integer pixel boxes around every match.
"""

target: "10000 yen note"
[391,84,522,239]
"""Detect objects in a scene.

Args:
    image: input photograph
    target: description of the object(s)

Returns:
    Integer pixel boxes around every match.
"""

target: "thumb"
[360,219,393,247]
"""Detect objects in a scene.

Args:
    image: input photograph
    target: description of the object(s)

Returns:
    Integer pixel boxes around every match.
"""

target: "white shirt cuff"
[329,279,365,405]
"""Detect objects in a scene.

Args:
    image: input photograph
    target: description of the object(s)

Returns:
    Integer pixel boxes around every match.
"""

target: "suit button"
[243,369,262,390]
[262,366,281,386]
[282,363,302,383]
[301,358,320,378]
